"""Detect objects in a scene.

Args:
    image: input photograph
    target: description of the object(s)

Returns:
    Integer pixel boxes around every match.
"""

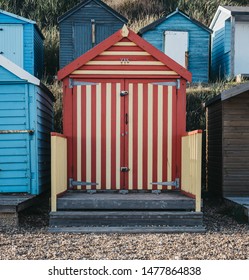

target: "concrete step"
[57,192,195,211]
[49,211,203,229]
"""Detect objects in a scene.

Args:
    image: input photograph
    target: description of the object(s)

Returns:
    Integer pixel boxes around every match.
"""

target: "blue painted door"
[0,84,31,193]
[0,24,23,68]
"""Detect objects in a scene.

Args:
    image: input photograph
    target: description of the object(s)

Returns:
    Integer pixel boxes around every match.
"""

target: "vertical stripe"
[101,83,107,189]
[152,85,158,189]
[86,85,91,189]
[162,86,168,188]
[142,84,148,189]
[111,83,117,189]
[77,86,81,189]
[133,83,138,189]
[128,83,133,190]
[91,86,96,186]
[137,83,143,189]
[157,85,163,190]
[116,83,121,189]
[167,86,173,185]
[106,83,112,189]
[96,83,101,189]
[147,83,153,189]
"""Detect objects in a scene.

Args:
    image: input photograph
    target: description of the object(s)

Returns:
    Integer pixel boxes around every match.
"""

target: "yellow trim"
[137,83,143,189]
[86,85,91,189]
[157,85,163,190]
[72,70,177,75]
[106,83,112,189]
[96,84,101,189]
[167,86,173,183]
[77,86,82,190]
[147,83,153,190]
[100,51,150,56]
[85,61,164,65]
[51,135,67,212]
[128,83,133,190]
[116,83,121,189]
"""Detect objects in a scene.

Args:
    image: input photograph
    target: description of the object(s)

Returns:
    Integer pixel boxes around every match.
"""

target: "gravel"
[0,197,248,260]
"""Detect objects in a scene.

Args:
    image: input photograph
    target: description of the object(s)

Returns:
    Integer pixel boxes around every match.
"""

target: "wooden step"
[57,192,195,211]
[49,211,204,229]
[49,226,206,233]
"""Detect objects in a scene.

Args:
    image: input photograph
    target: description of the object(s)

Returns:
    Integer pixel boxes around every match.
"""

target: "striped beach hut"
[50,26,204,232]
[58,25,191,191]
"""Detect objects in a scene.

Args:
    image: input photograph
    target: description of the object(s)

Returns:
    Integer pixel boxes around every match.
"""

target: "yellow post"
[51,133,67,212]
[181,130,202,212]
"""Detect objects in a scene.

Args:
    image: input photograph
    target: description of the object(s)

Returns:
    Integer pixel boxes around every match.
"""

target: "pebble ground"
[0,197,248,260]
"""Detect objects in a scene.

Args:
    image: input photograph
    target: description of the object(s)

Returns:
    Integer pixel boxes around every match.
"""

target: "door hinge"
[69,178,98,189]
[151,178,180,189]
[69,79,99,88]
[120,91,128,96]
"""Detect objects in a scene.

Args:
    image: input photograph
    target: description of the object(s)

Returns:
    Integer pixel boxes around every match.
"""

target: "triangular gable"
[58,25,192,81]
[139,8,212,35]
[0,54,40,85]
[58,0,128,24]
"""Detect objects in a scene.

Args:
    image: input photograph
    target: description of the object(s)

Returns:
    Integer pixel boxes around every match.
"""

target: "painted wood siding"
[206,100,222,195]
[211,19,231,80]
[59,1,125,68]
[35,87,53,194]
[0,76,31,193]
[141,13,210,83]
[222,92,249,196]
[0,12,43,78]
[33,26,44,79]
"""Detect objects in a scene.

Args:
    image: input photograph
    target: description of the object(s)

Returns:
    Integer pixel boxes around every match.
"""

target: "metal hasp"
[120,167,130,172]
[120,91,128,96]
[151,178,180,189]
[69,178,98,188]
[69,79,99,88]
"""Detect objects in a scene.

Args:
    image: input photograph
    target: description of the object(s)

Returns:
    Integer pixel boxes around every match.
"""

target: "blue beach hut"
[139,8,212,83]
[0,55,54,195]
[0,9,44,79]
[58,0,128,69]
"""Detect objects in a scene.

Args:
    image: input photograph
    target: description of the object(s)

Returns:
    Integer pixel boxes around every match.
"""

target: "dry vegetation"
[1,0,249,131]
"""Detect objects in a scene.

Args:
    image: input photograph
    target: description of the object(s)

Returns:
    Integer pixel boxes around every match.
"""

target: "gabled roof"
[0,9,44,39]
[210,5,249,29]
[58,25,192,81]
[58,0,128,24]
[0,55,54,101]
[205,82,249,107]
[139,8,212,35]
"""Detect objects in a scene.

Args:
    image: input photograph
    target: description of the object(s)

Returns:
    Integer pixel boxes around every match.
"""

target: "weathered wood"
[49,210,204,228]
[48,225,206,233]
[57,192,195,211]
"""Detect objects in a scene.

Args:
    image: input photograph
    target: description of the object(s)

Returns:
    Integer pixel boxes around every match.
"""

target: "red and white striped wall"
[71,79,177,191]
[60,26,191,191]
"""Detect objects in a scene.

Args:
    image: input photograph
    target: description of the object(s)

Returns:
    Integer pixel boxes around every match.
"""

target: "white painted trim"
[209,5,231,29]
[0,54,40,85]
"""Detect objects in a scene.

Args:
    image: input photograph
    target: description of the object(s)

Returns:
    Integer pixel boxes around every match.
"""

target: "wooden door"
[124,80,177,190]
[164,31,188,68]
[72,79,177,191]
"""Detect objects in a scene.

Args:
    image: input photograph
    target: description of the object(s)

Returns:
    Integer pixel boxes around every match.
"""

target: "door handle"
[125,113,128,124]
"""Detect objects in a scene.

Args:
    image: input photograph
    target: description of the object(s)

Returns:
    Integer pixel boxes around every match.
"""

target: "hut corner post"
[51,133,67,212]
[181,130,202,212]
